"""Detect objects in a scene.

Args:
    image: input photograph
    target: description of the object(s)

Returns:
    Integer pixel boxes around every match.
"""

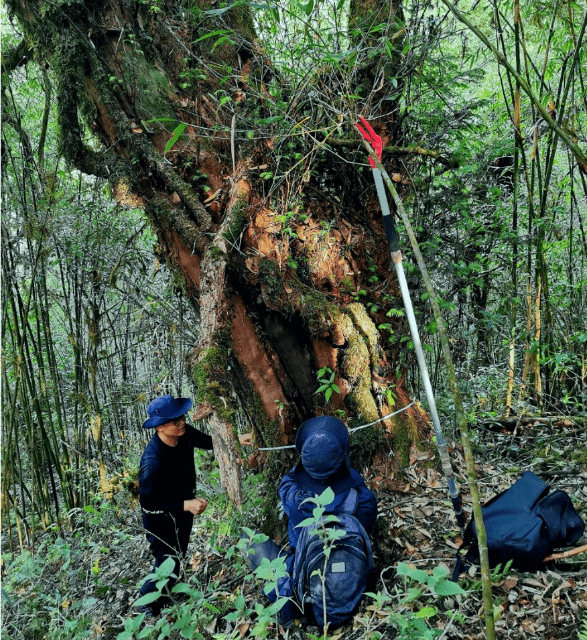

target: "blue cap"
[142,394,192,429]
[296,416,350,480]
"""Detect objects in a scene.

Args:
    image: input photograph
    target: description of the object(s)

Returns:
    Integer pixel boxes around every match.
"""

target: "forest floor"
[2,418,586,640]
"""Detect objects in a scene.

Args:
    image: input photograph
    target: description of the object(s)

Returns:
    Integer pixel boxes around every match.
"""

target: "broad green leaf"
[134,591,161,606]
[164,123,187,154]
[405,587,422,603]
[158,556,177,577]
[408,568,429,584]
[171,583,196,595]
[327,528,346,540]
[322,514,340,524]
[312,506,325,519]
[433,578,466,596]
[432,565,449,579]
[129,614,145,632]
[224,610,242,621]
[317,486,335,506]
[295,517,313,530]
[255,563,277,580]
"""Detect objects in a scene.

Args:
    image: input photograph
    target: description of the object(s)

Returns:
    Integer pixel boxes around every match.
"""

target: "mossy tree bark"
[7,0,441,509]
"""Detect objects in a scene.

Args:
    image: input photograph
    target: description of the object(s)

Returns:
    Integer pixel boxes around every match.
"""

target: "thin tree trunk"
[532,278,543,404]
[519,277,532,400]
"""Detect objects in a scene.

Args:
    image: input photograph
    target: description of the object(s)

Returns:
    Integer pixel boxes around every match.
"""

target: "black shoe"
[137,604,154,618]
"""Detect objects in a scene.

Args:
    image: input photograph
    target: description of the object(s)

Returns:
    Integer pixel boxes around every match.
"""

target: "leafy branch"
[315,367,340,403]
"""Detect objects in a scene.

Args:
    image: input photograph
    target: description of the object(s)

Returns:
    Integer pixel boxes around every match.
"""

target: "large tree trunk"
[8,0,432,510]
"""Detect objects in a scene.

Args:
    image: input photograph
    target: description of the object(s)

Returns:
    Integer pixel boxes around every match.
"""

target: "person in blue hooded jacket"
[279,416,377,553]
[244,416,377,623]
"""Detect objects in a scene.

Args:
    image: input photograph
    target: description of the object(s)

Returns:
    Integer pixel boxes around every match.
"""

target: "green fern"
[579,609,587,640]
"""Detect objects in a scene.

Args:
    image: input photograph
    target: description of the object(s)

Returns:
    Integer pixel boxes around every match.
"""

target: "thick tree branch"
[149,151,213,231]
[383,144,459,168]
[191,164,255,508]
[56,74,116,179]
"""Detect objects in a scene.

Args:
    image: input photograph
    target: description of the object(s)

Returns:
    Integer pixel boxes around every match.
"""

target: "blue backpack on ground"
[453,471,584,580]
[292,488,374,628]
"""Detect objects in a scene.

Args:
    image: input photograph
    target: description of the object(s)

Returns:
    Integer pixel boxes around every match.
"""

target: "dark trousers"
[240,532,300,623]
[140,511,193,607]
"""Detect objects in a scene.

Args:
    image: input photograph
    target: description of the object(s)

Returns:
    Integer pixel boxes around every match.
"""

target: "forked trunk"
[7,0,431,508]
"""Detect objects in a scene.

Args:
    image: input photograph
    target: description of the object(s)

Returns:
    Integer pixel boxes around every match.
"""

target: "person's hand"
[238,433,253,446]
[184,498,208,515]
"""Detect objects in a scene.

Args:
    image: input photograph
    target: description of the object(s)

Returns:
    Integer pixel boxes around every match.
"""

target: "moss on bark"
[341,304,381,422]
[119,47,178,122]
[346,303,380,368]
[192,340,235,424]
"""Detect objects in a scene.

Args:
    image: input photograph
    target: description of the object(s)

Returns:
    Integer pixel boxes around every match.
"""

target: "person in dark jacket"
[137,394,250,614]
[244,416,377,623]
[279,416,377,551]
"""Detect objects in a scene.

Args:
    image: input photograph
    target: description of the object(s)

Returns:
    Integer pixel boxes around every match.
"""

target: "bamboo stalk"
[360,139,496,640]
[439,0,587,174]
[519,278,532,399]
[532,278,543,403]
[504,0,522,418]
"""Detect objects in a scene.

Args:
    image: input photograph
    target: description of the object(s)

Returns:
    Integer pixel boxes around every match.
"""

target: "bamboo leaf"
[299,0,314,16]
[164,123,187,154]
[193,29,233,42]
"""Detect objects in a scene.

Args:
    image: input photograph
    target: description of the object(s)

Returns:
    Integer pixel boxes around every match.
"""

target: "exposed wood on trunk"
[231,296,290,432]
[193,167,252,506]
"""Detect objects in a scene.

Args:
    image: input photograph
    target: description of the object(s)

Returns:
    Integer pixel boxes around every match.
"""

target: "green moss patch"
[192,341,235,424]
[346,303,380,368]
